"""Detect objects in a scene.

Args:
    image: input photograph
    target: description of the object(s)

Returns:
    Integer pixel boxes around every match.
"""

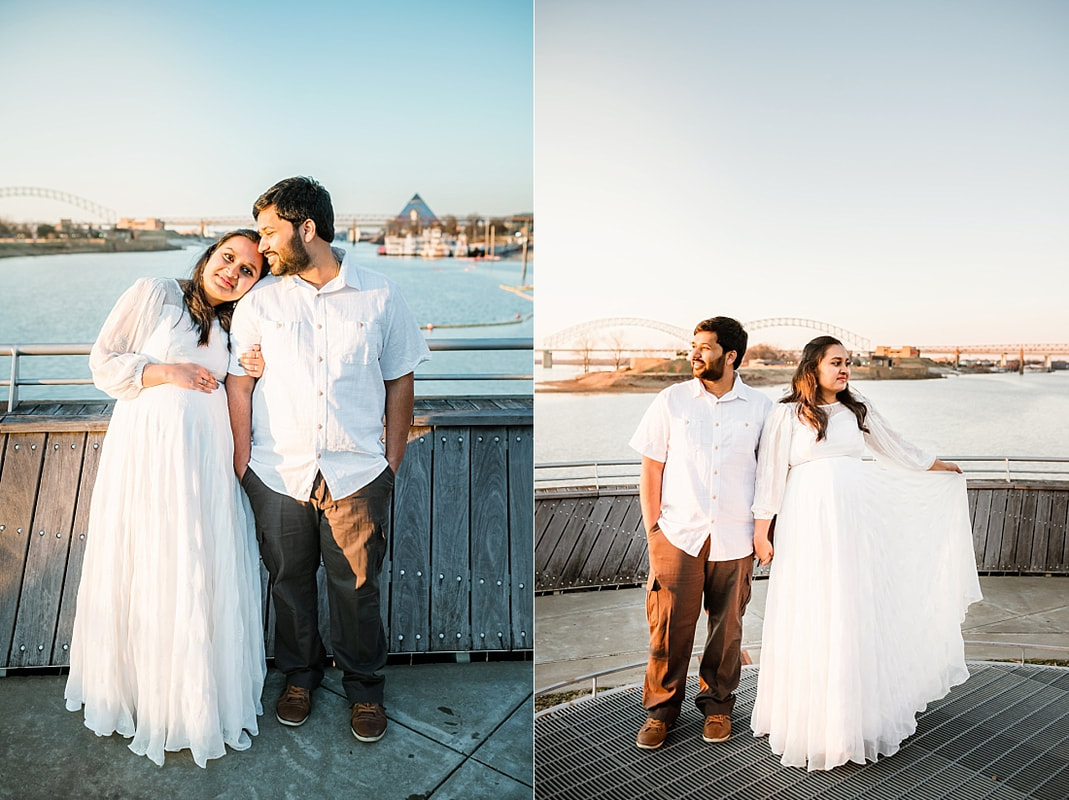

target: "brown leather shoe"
[636,717,670,750]
[702,714,731,743]
[276,685,312,727]
[351,702,387,742]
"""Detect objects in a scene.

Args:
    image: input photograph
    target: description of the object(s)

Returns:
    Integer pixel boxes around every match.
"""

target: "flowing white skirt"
[64,385,266,767]
[751,457,982,771]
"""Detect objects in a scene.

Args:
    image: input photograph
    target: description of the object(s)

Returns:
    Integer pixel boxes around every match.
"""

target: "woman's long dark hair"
[781,336,869,441]
[178,229,263,346]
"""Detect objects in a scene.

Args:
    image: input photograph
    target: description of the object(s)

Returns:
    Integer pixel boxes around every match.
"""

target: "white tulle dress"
[750,398,981,771]
[64,277,266,768]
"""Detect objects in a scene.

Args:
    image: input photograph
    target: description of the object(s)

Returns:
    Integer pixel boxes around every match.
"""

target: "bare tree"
[606,328,627,370]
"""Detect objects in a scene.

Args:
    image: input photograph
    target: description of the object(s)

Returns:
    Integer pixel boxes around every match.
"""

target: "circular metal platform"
[535,663,1069,799]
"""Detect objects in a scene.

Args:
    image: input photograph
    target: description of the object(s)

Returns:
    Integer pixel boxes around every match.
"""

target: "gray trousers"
[242,466,393,705]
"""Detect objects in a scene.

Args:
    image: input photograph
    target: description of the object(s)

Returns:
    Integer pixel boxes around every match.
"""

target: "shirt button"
[317,324,322,329]
[715,422,720,426]
[318,391,323,397]
[316,453,321,459]
[317,357,323,363]
[317,424,323,430]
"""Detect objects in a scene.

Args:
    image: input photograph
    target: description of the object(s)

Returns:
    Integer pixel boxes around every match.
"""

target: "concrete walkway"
[1,661,532,800]
[536,575,1069,692]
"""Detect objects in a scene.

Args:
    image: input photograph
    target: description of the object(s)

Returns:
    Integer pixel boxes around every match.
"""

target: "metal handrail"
[0,339,533,410]
[535,456,1069,487]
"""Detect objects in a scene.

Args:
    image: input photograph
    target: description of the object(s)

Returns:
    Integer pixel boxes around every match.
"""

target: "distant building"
[395,194,439,228]
[873,345,920,359]
[115,217,165,231]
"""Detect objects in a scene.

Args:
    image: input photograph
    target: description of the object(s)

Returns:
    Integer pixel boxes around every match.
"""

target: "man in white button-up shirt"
[628,317,772,750]
[226,177,430,743]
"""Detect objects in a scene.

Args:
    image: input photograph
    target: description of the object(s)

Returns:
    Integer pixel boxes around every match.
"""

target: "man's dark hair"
[253,176,335,242]
[694,316,748,366]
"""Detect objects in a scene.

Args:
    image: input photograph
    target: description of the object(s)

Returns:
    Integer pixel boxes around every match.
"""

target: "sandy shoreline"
[537,365,941,393]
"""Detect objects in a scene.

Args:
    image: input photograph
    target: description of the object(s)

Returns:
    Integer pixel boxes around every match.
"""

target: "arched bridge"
[542,317,871,351]
[0,187,116,223]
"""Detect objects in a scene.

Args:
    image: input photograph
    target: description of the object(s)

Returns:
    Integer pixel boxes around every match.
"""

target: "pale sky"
[534,0,1069,350]
[0,0,532,221]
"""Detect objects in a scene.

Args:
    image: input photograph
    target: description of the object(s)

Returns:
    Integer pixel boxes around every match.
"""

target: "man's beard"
[270,232,312,276]
[694,352,728,382]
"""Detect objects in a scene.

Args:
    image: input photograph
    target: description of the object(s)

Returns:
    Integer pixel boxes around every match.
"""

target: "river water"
[535,366,1069,475]
[0,242,533,400]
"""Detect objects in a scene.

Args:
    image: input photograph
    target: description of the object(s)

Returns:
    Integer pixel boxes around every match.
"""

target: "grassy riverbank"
[0,239,181,258]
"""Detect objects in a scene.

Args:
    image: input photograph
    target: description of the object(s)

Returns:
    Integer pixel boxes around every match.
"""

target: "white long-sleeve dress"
[64,277,265,768]
[750,399,981,771]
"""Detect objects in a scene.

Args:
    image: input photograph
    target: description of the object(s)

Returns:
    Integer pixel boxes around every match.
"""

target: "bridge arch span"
[0,187,116,222]
[543,316,871,352]
[542,317,690,349]
[745,318,870,351]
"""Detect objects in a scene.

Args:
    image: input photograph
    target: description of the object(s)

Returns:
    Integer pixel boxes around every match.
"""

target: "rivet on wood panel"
[56,532,62,538]
[19,645,25,651]
[37,645,43,651]
[0,526,5,531]
[478,436,483,442]
[398,634,404,640]
[519,583,524,589]
[13,445,18,450]
[71,444,77,449]
[31,445,36,450]
[494,436,500,442]
[63,644,69,650]
[456,576,461,582]
[520,631,527,638]
[438,573,444,580]
[39,530,44,536]
[17,528,23,534]
[456,633,461,639]
[479,579,484,584]
[79,534,85,540]
[416,570,422,577]
[415,634,421,640]
[496,580,502,586]
[438,633,444,639]
[399,569,405,575]
[479,633,485,638]
[94,443,99,449]
[497,632,503,638]
[54,444,59,449]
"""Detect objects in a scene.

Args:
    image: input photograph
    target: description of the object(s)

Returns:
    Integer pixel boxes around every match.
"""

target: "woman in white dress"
[750,336,982,771]
[65,230,269,768]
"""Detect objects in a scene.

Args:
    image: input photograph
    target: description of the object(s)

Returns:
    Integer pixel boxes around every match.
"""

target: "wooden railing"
[534,479,1069,593]
[0,395,533,669]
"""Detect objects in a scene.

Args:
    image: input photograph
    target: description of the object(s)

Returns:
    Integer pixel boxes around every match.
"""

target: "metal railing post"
[7,347,18,412]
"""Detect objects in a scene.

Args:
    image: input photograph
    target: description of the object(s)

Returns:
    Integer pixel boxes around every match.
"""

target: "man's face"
[256,205,311,276]
[690,331,731,382]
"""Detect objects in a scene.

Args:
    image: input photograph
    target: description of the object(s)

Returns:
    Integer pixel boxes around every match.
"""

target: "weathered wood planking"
[390,430,433,653]
[9,432,85,667]
[431,426,470,651]
[0,433,47,663]
[0,399,533,668]
[508,427,534,650]
[470,427,510,650]
[535,482,1069,592]
[52,430,104,663]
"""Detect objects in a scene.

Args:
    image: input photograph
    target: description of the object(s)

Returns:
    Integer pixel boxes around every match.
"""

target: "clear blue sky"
[0,0,532,220]
[535,0,1069,348]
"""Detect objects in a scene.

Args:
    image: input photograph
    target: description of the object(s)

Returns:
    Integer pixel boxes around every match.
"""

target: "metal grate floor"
[535,663,1069,800]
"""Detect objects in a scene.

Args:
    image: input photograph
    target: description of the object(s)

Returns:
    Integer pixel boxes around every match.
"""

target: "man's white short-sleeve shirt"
[228,250,430,502]
[629,376,772,561]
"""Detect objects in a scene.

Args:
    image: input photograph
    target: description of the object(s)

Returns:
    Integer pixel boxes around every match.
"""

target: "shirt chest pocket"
[726,420,759,455]
[261,320,303,364]
[671,416,715,449]
[337,320,381,366]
